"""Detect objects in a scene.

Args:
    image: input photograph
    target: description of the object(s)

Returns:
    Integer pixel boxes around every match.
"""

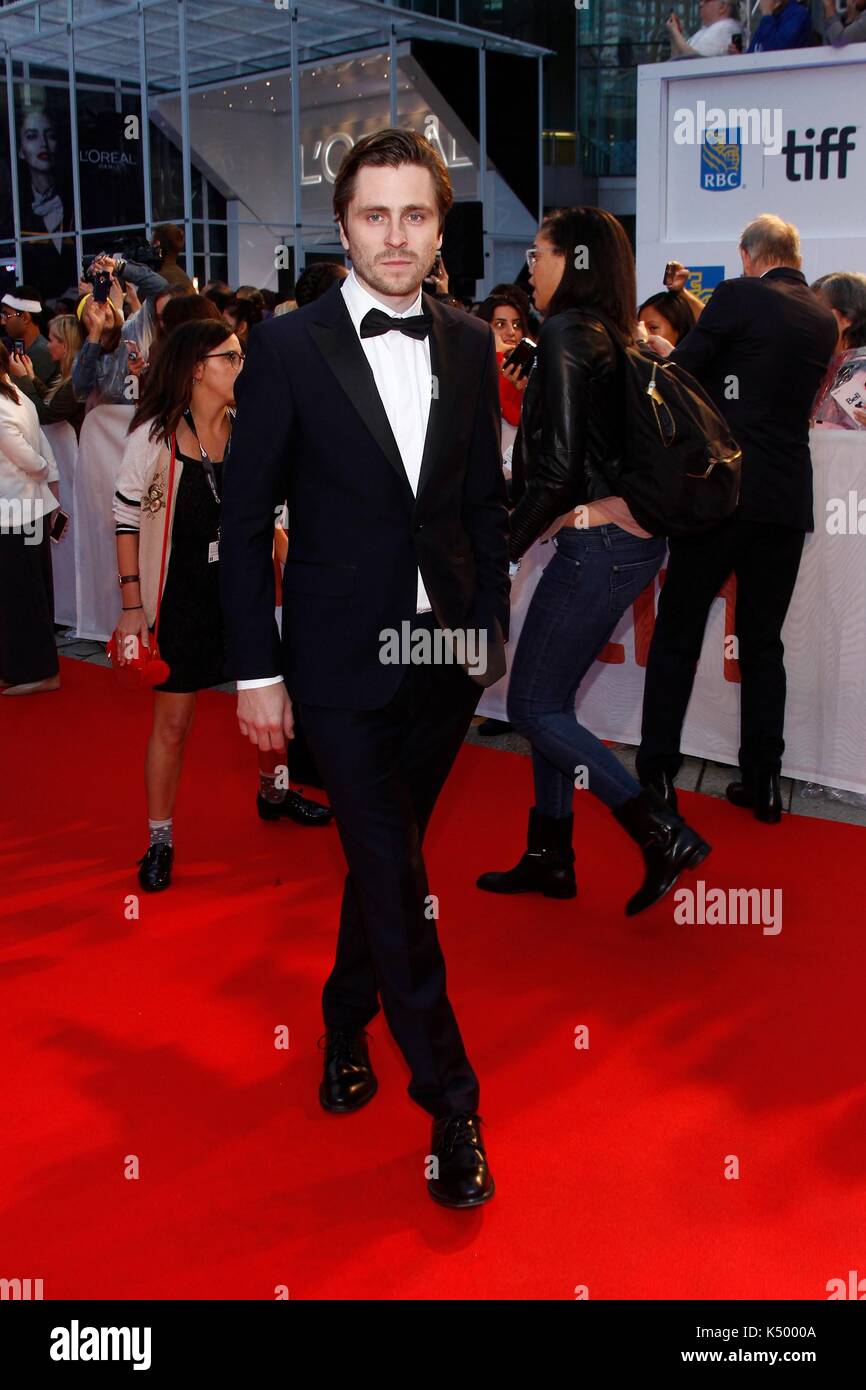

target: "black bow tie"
[360,306,431,341]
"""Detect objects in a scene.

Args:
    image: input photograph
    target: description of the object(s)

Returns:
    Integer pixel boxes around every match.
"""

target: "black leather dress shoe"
[427,1113,495,1208]
[137,843,174,893]
[726,772,783,823]
[639,769,679,815]
[318,1029,378,1113]
[476,718,514,737]
[257,789,334,826]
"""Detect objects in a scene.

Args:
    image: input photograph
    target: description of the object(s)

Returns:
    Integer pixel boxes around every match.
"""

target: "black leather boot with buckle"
[476,808,576,899]
[614,789,711,916]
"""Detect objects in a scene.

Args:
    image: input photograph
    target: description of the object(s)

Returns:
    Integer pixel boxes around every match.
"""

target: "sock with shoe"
[137,817,174,893]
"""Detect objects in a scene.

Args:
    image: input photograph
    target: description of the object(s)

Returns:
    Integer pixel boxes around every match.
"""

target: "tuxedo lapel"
[304,283,462,506]
[305,285,413,499]
[416,292,461,504]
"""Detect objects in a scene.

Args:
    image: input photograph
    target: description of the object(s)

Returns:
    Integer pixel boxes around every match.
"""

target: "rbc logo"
[700,128,742,191]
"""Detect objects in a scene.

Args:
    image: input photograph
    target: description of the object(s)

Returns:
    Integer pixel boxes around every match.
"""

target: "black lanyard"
[182,407,232,506]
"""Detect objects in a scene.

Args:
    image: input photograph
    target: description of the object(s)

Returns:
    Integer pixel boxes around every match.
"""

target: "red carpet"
[2,655,865,1300]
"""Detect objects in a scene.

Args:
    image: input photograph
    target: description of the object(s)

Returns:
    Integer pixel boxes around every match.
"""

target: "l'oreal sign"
[300,113,472,185]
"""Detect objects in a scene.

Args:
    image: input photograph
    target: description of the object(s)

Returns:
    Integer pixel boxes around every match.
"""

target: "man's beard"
[351,248,428,299]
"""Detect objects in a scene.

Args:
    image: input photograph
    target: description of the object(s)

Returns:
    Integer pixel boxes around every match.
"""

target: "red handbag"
[106,433,176,689]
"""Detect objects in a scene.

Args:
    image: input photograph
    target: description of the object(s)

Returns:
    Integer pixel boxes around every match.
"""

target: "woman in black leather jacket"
[477,207,710,915]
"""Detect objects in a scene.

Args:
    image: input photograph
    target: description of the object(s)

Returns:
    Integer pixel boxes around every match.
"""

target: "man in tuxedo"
[219,129,509,1207]
[637,214,838,821]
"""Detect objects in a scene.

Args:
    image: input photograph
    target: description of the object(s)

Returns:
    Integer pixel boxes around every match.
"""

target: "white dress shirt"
[239,267,434,690]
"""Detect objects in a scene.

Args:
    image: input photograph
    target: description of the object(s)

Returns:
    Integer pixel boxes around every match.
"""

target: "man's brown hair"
[332,128,454,235]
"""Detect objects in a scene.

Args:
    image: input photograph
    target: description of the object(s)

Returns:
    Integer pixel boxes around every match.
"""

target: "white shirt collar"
[341,266,424,332]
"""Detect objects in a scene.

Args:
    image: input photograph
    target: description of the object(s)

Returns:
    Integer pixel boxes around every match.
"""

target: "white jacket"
[0,383,59,530]
[113,420,181,628]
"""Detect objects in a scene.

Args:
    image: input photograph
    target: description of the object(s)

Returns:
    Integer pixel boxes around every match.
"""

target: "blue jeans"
[507,524,667,816]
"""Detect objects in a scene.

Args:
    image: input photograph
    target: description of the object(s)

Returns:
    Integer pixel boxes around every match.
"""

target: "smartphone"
[83,253,106,281]
[13,337,25,354]
[731,33,743,52]
[49,508,70,544]
[502,336,537,380]
[92,270,111,303]
[663,261,678,288]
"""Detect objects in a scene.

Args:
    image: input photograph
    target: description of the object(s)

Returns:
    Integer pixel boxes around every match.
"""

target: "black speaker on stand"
[440,201,484,303]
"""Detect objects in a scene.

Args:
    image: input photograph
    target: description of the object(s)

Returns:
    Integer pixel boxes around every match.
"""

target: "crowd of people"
[665,0,866,57]
[2,119,865,1203]
[0,207,862,730]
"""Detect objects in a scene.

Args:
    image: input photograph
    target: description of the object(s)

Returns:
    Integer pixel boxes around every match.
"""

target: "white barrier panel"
[478,430,866,795]
[42,421,78,629]
[635,46,866,304]
[73,404,135,642]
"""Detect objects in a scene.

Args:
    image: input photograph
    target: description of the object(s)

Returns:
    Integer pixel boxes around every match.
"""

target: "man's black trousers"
[298,612,482,1119]
[636,516,806,785]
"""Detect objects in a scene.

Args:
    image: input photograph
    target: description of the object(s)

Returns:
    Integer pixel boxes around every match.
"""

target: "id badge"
[208,539,219,564]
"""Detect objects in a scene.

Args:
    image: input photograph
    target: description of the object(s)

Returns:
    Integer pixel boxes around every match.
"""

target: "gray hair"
[810,271,866,322]
[739,214,801,270]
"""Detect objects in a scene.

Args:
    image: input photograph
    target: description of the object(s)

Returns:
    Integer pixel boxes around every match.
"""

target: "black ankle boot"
[638,769,679,815]
[476,808,576,899]
[613,790,710,916]
[726,771,782,824]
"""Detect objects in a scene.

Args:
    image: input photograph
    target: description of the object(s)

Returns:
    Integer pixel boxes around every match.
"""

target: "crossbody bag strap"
[152,433,177,646]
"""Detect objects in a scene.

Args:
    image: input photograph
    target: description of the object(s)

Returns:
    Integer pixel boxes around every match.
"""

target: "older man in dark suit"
[637,214,838,822]
[219,129,509,1208]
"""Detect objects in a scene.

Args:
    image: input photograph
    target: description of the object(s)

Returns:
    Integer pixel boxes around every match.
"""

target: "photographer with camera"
[6,313,85,436]
[71,252,167,409]
[666,1,743,57]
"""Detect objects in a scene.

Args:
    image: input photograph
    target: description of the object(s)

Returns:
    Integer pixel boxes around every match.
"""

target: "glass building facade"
[391,1,825,210]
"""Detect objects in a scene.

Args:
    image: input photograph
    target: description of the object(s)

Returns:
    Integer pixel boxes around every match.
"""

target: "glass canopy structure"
[0,0,551,295]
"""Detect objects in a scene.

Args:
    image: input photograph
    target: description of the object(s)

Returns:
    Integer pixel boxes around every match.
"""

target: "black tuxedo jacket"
[219,282,510,708]
[671,267,837,531]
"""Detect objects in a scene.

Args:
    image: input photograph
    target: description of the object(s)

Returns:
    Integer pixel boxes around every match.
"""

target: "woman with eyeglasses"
[476,207,710,916]
[112,321,331,892]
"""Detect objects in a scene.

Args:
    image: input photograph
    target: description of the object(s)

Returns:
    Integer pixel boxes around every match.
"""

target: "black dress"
[151,447,225,693]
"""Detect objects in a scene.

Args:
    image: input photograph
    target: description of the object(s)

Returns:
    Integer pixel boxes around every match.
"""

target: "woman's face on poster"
[18,110,57,174]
